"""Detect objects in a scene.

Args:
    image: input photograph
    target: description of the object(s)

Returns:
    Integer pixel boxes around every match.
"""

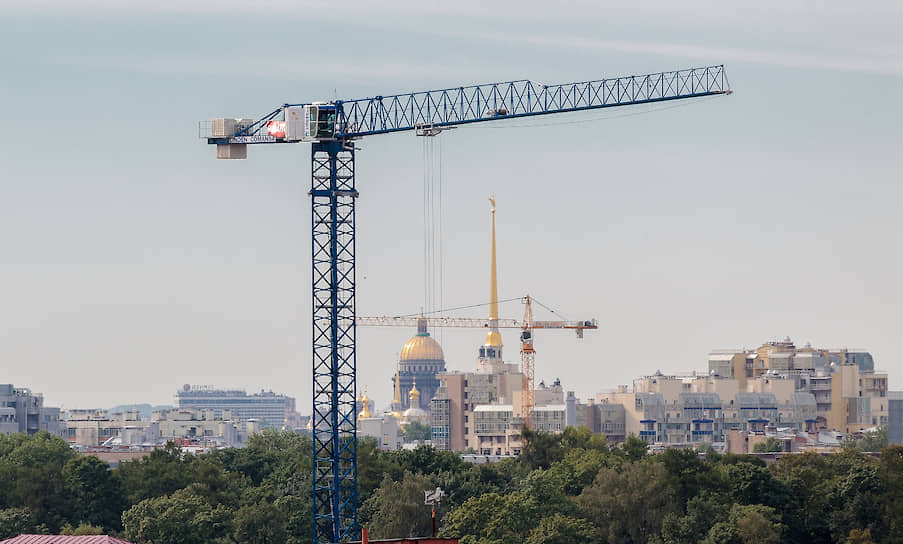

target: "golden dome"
[409,378,420,401]
[400,333,445,361]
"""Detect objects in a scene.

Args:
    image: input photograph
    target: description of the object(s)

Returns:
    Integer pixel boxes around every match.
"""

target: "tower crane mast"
[521,296,537,429]
[202,65,730,544]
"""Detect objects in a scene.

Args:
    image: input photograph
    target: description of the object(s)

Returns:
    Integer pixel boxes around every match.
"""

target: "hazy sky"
[2,1,902,412]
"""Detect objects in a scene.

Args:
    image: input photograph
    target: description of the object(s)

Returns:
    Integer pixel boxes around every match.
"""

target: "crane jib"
[203,65,730,149]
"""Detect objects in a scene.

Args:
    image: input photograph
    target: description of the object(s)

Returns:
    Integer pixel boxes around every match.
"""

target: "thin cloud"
[47,51,479,85]
[511,35,903,77]
[7,0,903,19]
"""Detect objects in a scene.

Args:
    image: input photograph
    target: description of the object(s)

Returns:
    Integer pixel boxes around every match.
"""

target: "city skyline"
[3,2,902,409]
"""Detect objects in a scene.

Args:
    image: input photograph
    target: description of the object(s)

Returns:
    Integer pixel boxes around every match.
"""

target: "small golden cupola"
[408,377,421,408]
[359,386,372,420]
[402,377,429,425]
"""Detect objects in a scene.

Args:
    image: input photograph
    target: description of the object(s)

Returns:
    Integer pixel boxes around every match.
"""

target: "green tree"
[621,434,648,462]
[720,462,789,509]
[273,495,311,544]
[400,421,432,442]
[60,523,104,535]
[358,437,390,503]
[441,492,537,544]
[879,446,903,543]
[362,471,436,539]
[116,442,196,504]
[770,452,833,542]
[2,431,76,467]
[121,488,232,544]
[559,426,608,452]
[392,445,465,477]
[232,502,287,544]
[752,437,784,453]
[841,434,859,450]
[0,508,40,539]
[858,428,887,452]
[656,448,719,512]
[63,455,126,530]
[0,432,78,531]
[827,456,886,541]
[659,495,730,544]
[701,504,782,544]
[515,469,578,518]
[434,459,528,510]
[519,428,563,470]
[545,447,620,496]
[577,460,677,543]
[524,513,595,544]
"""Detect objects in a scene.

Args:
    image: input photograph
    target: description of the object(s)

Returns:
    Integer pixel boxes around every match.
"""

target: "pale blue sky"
[2,1,902,411]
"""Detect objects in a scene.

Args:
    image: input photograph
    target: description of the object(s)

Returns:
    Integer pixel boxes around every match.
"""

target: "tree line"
[0,428,901,544]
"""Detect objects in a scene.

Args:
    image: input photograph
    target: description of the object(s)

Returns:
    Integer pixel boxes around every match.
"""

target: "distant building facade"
[0,384,63,436]
[889,391,903,445]
[175,385,300,428]
[430,366,524,452]
[65,407,250,448]
[592,337,889,447]
[706,338,887,432]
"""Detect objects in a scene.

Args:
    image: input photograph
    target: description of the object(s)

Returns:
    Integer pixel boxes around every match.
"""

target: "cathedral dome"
[400,320,445,361]
[400,335,444,361]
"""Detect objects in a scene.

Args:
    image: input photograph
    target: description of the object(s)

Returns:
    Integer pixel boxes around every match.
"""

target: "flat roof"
[474,405,513,412]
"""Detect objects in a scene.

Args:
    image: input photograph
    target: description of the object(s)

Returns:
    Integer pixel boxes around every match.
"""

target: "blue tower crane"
[202,64,730,544]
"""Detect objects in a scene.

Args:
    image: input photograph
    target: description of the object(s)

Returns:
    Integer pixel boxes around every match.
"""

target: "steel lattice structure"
[310,141,358,544]
[334,65,728,137]
[211,65,729,146]
[203,64,730,544]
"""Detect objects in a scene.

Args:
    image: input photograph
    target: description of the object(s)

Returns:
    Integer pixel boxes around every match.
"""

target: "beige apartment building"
[708,338,887,433]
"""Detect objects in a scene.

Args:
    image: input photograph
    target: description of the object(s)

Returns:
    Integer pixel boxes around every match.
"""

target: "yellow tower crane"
[355,307,596,427]
[357,198,597,428]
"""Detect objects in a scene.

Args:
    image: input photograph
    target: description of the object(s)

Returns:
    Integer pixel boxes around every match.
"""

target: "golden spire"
[486,195,503,347]
[359,386,372,419]
[393,355,401,406]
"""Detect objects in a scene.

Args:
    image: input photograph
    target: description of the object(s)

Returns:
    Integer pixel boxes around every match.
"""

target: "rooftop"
[473,404,513,412]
